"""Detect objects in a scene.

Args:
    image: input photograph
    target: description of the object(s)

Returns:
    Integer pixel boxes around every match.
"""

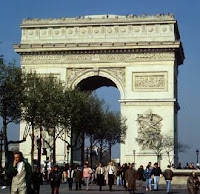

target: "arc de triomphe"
[14,14,184,167]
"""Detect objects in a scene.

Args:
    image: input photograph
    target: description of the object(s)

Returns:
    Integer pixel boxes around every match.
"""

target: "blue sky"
[1,0,200,166]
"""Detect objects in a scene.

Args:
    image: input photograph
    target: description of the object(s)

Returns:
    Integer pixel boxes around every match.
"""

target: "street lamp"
[133,150,136,164]
[196,149,199,164]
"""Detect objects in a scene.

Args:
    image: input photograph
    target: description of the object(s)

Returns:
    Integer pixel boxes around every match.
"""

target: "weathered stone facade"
[14,14,184,167]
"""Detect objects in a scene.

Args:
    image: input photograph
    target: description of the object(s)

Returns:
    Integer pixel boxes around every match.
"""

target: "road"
[1,183,188,194]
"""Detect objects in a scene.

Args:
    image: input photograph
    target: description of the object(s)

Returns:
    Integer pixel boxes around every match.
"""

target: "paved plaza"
[1,183,189,194]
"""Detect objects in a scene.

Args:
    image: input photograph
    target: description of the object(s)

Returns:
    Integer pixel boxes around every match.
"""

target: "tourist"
[74,165,82,190]
[49,166,55,194]
[147,162,153,190]
[83,163,92,191]
[143,164,152,191]
[116,165,122,186]
[49,165,62,194]
[7,151,33,194]
[61,163,67,183]
[95,163,105,191]
[125,164,137,194]
[151,162,162,191]
[187,171,200,194]
[105,161,116,191]
[32,167,43,194]
[176,162,182,169]
[137,165,144,189]
[163,165,174,194]
[184,162,189,169]
[67,166,74,190]
[189,162,196,169]
[122,163,128,189]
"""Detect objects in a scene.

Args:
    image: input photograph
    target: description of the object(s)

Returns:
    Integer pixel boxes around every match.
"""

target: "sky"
[0,0,200,166]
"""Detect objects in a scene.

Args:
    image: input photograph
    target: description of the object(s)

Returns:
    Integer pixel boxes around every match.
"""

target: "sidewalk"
[1,183,188,194]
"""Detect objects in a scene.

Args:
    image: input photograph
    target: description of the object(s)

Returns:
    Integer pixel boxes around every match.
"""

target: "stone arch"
[68,68,125,99]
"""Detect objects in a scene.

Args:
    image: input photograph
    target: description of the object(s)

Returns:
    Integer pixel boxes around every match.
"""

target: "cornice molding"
[21,14,175,27]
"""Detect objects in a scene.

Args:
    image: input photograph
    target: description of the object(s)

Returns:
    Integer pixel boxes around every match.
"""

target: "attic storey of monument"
[14,14,184,167]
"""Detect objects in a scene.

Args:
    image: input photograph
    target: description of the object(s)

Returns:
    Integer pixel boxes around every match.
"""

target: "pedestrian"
[7,151,33,194]
[105,161,116,191]
[122,163,128,189]
[125,164,137,194]
[74,165,82,190]
[143,165,152,191]
[49,167,55,194]
[187,171,200,194]
[67,166,74,190]
[116,165,122,186]
[61,163,67,183]
[32,167,43,194]
[95,163,105,191]
[83,163,92,191]
[151,162,162,191]
[163,165,174,194]
[137,165,144,189]
[49,165,62,194]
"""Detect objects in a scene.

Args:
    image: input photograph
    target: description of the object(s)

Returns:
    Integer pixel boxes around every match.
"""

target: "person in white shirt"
[95,163,105,191]
[105,162,116,191]
[7,151,32,194]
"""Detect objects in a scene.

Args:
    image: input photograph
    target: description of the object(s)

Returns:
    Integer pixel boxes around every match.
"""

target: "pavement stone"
[0,183,188,194]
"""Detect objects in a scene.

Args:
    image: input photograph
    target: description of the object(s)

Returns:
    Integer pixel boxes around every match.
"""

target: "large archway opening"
[77,76,117,91]
[77,75,121,164]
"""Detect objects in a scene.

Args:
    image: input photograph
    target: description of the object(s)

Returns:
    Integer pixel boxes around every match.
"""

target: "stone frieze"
[21,52,174,64]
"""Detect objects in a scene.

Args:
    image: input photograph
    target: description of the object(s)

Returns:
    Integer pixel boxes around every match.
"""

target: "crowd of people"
[3,151,200,194]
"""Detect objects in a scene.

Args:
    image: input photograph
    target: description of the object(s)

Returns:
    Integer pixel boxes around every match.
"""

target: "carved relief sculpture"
[132,72,167,91]
[136,110,163,149]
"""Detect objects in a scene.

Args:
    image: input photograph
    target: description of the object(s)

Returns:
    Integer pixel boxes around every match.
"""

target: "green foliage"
[102,110,127,145]
[0,61,24,124]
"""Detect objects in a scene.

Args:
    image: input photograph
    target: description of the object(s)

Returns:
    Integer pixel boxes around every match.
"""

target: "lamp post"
[196,149,199,164]
[133,150,136,164]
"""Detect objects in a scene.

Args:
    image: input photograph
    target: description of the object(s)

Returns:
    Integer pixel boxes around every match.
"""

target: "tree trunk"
[108,143,112,162]
[2,101,9,169]
[37,126,42,168]
[81,132,85,165]
[2,114,8,169]
[53,127,56,165]
[31,122,35,169]
[70,125,74,167]
[157,154,161,167]
[90,136,93,168]
[99,140,103,163]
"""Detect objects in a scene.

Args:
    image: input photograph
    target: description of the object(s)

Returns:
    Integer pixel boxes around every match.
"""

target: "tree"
[22,72,65,166]
[0,60,24,167]
[59,91,105,167]
[102,110,127,161]
[22,72,45,167]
